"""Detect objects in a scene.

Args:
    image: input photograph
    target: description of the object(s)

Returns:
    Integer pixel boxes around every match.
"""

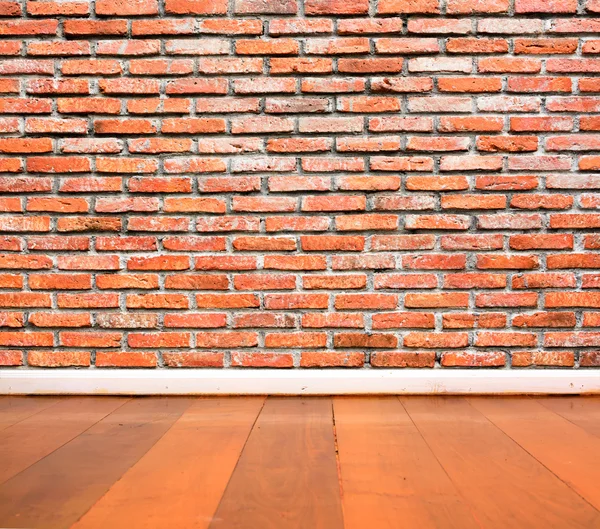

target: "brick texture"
[0,0,599,370]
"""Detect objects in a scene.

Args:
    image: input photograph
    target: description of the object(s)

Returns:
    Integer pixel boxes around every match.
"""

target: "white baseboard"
[0,369,599,395]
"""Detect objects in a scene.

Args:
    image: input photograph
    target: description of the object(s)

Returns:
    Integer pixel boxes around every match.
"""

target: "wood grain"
[334,397,479,529]
[469,396,600,511]
[0,397,126,484]
[0,396,58,431]
[72,397,264,529]
[537,396,600,439]
[0,396,598,529]
[0,397,190,529]
[209,397,344,529]
[402,396,600,528]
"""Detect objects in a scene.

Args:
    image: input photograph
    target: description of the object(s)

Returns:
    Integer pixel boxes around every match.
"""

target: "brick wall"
[1,0,599,370]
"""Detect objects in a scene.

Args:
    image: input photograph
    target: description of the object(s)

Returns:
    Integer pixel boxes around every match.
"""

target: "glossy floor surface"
[0,396,599,528]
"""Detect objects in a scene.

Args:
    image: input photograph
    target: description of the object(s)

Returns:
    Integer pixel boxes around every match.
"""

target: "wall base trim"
[1,369,599,395]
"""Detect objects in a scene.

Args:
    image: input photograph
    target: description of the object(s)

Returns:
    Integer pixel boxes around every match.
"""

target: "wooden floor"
[0,397,599,528]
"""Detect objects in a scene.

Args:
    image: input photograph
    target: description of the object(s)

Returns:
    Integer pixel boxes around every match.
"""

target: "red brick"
[231,352,293,368]
[0,350,23,366]
[447,38,508,54]
[306,0,368,15]
[302,78,366,93]
[265,293,328,310]
[447,0,508,13]
[335,294,398,310]
[270,19,332,35]
[334,333,397,349]
[438,77,501,92]
[516,0,576,12]
[236,39,298,56]
[404,332,468,349]
[0,331,53,347]
[513,273,576,290]
[60,331,122,348]
[29,273,91,290]
[306,37,369,55]
[164,274,228,290]
[371,352,435,368]
[61,60,122,76]
[57,293,119,308]
[512,351,574,368]
[445,273,506,289]
[301,352,364,368]
[64,20,127,36]
[96,314,158,329]
[235,0,296,13]
[408,19,471,34]
[378,0,439,13]
[165,0,226,14]
[442,352,505,367]
[510,117,573,131]
[331,255,395,271]
[233,313,296,329]
[196,294,259,309]
[338,58,403,74]
[163,352,223,368]
[581,352,600,367]
[372,312,435,329]
[0,2,597,375]
[511,234,573,251]
[128,332,190,349]
[0,311,23,327]
[301,235,364,252]
[336,214,398,231]
[477,254,539,270]
[96,0,158,15]
[29,351,90,367]
[302,313,364,329]
[96,352,157,367]
[405,293,469,308]
[265,332,326,349]
[303,275,367,290]
[197,331,258,349]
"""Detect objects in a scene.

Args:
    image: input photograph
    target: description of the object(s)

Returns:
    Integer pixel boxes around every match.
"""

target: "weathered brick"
[0,0,597,376]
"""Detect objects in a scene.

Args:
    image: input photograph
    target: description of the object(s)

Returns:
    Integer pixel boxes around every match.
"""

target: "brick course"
[0,0,599,370]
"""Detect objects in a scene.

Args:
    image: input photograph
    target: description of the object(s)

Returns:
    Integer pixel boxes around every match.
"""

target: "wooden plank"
[71,397,265,529]
[333,397,479,529]
[0,396,58,431]
[469,396,600,511]
[0,397,191,529]
[0,396,42,412]
[0,397,126,485]
[402,397,600,528]
[537,397,600,439]
[209,397,344,529]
